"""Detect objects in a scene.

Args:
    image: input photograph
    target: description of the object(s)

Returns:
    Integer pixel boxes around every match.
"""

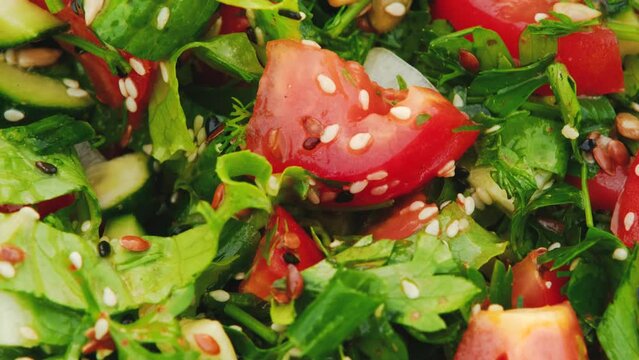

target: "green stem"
[607,21,639,42]
[54,34,131,75]
[45,0,65,13]
[325,0,372,39]
[581,163,594,228]
[224,303,278,345]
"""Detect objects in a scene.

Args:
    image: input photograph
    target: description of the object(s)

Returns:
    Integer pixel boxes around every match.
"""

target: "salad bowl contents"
[0,0,638,359]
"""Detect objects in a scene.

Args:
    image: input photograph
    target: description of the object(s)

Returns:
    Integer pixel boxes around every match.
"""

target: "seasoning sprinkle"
[156,6,171,30]
[371,184,389,196]
[94,318,109,340]
[301,39,321,48]
[35,161,57,175]
[209,289,231,302]
[612,247,629,261]
[129,58,146,76]
[367,170,388,181]
[400,279,420,299]
[317,74,337,94]
[390,106,412,121]
[624,212,636,231]
[0,261,16,279]
[3,109,25,122]
[124,77,138,99]
[98,240,111,257]
[359,89,370,111]
[103,287,118,307]
[446,220,460,238]
[384,2,407,16]
[66,88,89,98]
[349,132,372,151]
[418,206,438,221]
[349,180,368,194]
[320,124,340,143]
[425,220,440,236]
[69,251,83,270]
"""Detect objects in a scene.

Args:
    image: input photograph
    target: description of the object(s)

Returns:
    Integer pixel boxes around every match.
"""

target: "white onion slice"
[363,47,436,91]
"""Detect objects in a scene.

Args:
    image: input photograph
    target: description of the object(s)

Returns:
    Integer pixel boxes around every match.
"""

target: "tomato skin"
[511,248,568,308]
[611,157,639,246]
[0,194,76,218]
[369,193,438,240]
[566,167,627,212]
[455,302,588,360]
[218,5,251,35]
[246,40,478,207]
[240,207,324,300]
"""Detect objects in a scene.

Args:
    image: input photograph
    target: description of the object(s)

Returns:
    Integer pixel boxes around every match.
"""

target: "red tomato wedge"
[369,193,439,240]
[218,5,251,35]
[431,0,624,95]
[566,166,627,212]
[511,248,568,308]
[455,302,588,360]
[611,157,639,246]
[0,194,76,218]
[240,206,324,300]
[246,40,478,207]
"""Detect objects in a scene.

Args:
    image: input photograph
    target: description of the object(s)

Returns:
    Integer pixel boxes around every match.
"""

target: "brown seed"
[119,235,151,252]
[194,334,221,355]
[17,48,63,68]
[593,147,614,175]
[211,184,225,210]
[286,264,304,300]
[616,113,639,140]
[302,116,323,136]
[0,245,25,264]
[459,49,480,73]
[303,137,320,150]
[607,140,630,167]
[283,232,301,249]
[35,161,57,175]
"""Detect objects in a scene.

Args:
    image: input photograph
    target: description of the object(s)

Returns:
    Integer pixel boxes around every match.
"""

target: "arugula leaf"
[598,248,639,360]
[2,115,95,155]
[527,12,599,37]
[468,55,553,96]
[519,27,557,66]
[351,316,409,360]
[193,34,265,83]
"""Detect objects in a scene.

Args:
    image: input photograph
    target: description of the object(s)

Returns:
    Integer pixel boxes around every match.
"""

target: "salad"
[1,0,639,358]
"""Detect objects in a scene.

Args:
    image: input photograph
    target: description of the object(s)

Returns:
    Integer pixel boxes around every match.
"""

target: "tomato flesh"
[611,157,639,246]
[0,194,76,218]
[511,248,568,308]
[369,193,439,240]
[240,206,324,300]
[246,40,478,207]
[218,5,251,35]
[455,302,588,360]
[566,167,627,212]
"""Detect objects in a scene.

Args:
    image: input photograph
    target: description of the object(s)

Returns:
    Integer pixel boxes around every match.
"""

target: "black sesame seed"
[455,166,469,179]
[303,137,320,150]
[278,9,303,20]
[580,138,596,152]
[246,28,257,44]
[283,252,300,265]
[35,161,57,175]
[335,190,354,203]
[98,240,111,257]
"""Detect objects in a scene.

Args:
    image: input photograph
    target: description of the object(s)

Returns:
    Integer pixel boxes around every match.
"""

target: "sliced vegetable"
[611,156,639,246]
[0,0,66,48]
[511,248,568,308]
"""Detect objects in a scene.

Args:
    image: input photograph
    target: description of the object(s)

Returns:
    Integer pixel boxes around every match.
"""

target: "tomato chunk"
[246,40,478,207]
[0,194,76,218]
[455,302,588,360]
[611,157,639,246]
[369,193,439,240]
[512,248,568,308]
[240,206,324,300]
[566,167,627,212]
[218,5,251,35]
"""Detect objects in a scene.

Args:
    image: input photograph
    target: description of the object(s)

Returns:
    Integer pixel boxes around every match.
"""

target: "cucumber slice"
[104,214,145,238]
[86,152,152,213]
[0,0,67,49]
[180,319,238,360]
[0,62,93,122]
[468,167,515,214]
[91,0,219,60]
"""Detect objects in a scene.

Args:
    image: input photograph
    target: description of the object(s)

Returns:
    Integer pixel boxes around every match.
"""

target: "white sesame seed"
[81,220,92,233]
[18,206,40,220]
[452,93,464,108]
[349,132,372,151]
[418,206,438,220]
[635,164,639,177]
[301,39,321,48]
[299,12,307,20]
[67,88,89,98]
[83,0,104,26]
[446,220,460,238]
[125,97,138,113]
[534,12,549,22]
[624,212,636,231]
[209,289,231,302]
[19,326,39,341]
[69,251,83,270]
[229,325,243,332]
[271,323,288,332]
[400,279,420,299]
[548,242,561,251]
[409,201,426,211]
[317,74,336,94]
[62,78,80,89]
[329,240,344,248]
[129,58,146,76]
[440,200,452,209]
[484,125,501,134]
[471,303,481,315]
[613,247,629,261]
[268,175,279,193]
[160,62,169,83]
[569,258,581,271]
[487,304,504,312]
[94,318,109,340]
[156,6,171,30]
[170,192,179,204]
[367,170,388,181]
[631,102,639,113]
[193,115,204,134]
[254,27,265,46]
[384,2,407,16]
[425,220,440,236]
[437,160,456,178]
[118,78,128,97]
[371,184,389,196]
[308,177,317,186]
[390,106,412,120]
[459,218,470,231]
[0,261,16,279]
[359,89,370,111]
[234,272,246,280]
[349,180,369,194]
[103,287,118,307]
[561,125,579,140]
[475,187,493,205]
[464,196,475,215]
[545,281,552,289]
[124,77,138,99]
[142,144,153,155]
[320,124,340,143]
[3,108,25,122]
